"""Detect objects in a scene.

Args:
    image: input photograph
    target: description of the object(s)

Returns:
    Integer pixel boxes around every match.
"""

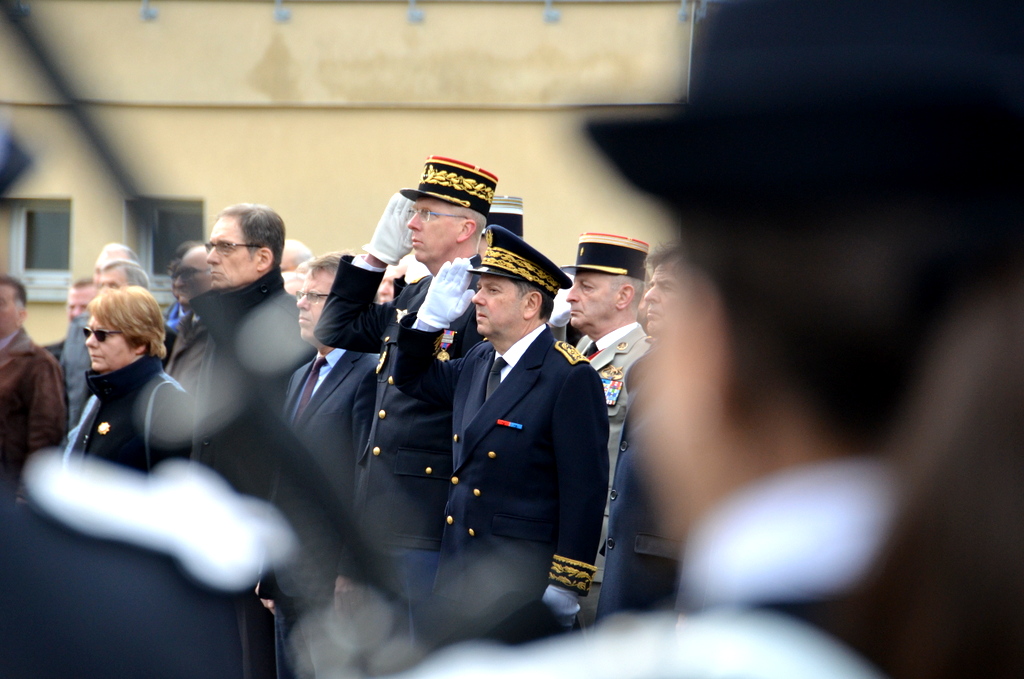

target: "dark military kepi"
[394,225,610,625]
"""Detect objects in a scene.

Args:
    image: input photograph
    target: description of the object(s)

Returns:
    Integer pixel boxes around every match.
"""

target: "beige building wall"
[1,0,690,344]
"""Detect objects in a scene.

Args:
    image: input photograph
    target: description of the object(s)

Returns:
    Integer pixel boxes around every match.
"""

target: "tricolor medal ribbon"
[436,329,456,361]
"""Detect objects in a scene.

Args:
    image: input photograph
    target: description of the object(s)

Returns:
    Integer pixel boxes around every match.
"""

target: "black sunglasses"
[83,327,124,342]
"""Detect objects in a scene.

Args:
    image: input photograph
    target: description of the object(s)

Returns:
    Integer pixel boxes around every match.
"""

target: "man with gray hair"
[281,239,314,273]
[96,259,150,290]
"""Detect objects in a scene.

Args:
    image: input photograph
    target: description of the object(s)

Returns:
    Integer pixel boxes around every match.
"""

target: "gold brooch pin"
[617,342,628,351]
[97,422,111,435]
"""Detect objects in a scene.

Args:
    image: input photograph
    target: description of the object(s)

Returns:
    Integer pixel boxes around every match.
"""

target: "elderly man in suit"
[393,225,609,635]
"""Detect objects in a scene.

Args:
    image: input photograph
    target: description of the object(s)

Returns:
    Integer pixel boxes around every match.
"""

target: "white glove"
[549,283,573,328]
[542,584,580,629]
[416,258,475,330]
[363,193,415,266]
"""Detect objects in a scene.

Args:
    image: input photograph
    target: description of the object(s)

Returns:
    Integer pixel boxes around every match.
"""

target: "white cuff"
[352,254,386,273]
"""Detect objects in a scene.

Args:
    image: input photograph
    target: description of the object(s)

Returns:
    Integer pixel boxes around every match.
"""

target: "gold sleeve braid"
[549,554,597,594]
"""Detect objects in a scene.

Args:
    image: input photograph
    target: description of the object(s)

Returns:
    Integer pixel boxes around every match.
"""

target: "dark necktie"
[486,356,507,400]
[294,356,328,421]
[585,342,601,358]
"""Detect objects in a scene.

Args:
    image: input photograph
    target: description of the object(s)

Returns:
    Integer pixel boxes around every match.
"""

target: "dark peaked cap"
[587,0,1024,211]
[470,225,572,297]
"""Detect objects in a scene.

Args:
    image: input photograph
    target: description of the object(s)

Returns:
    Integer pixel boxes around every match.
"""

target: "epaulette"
[549,554,597,594]
[554,340,589,365]
[407,273,428,285]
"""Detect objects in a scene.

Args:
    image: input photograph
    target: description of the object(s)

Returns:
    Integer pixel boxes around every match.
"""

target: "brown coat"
[0,329,67,480]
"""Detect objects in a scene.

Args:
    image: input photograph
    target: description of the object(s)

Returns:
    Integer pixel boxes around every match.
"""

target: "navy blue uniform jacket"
[394,321,609,598]
[315,256,484,551]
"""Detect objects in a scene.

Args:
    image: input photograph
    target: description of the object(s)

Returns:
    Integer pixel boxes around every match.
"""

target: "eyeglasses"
[171,266,206,280]
[83,327,124,342]
[408,208,462,223]
[296,291,329,304]
[204,241,261,256]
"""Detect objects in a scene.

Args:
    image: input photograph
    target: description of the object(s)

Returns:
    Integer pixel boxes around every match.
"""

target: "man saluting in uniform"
[315,157,496,611]
[393,225,609,632]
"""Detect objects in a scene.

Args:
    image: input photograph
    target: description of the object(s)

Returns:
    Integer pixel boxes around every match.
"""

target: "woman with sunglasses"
[65,286,192,472]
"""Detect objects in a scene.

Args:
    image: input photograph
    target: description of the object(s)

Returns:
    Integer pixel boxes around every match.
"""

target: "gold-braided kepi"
[400,156,498,217]
[470,225,572,297]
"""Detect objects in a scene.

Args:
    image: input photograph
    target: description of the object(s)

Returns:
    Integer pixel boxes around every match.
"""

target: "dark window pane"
[152,206,203,274]
[25,207,70,270]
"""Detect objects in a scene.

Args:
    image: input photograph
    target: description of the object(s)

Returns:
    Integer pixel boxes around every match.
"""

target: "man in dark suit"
[286,252,376,499]
[268,252,377,679]
[393,225,609,633]
[315,157,497,610]
[189,203,310,679]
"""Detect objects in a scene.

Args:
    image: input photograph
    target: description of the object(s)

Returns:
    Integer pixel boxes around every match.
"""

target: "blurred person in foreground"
[379,1,1024,678]
[64,286,191,473]
[0,274,66,483]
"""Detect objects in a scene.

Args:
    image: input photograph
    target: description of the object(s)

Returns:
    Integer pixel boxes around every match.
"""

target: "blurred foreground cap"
[587,0,1024,211]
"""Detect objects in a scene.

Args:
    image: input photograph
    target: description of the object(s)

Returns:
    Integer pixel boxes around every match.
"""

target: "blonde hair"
[87,286,167,359]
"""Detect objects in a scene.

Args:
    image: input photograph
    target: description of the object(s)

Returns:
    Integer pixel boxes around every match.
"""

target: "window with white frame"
[4,198,72,302]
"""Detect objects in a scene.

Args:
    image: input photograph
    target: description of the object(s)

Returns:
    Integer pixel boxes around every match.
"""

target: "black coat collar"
[86,355,163,402]
[190,268,286,342]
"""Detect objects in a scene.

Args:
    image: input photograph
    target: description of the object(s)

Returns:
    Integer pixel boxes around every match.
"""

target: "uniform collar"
[591,321,641,353]
[495,323,547,372]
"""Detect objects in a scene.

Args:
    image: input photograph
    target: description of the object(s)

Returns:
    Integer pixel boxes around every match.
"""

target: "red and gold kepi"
[400,156,498,218]
[564,232,650,280]
[470,225,572,298]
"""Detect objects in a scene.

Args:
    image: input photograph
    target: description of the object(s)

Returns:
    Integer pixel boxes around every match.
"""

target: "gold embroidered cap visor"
[400,155,499,218]
[469,225,572,298]
[563,232,650,280]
